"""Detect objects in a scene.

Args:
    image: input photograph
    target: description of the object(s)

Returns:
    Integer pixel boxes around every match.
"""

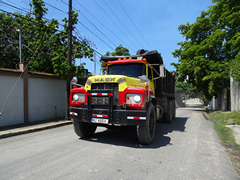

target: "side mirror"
[71,77,78,84]
[140,75,149,83]
[160,65,166,77]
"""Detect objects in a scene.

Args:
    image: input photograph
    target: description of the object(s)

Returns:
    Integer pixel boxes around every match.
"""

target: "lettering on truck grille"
[95,78,115,82]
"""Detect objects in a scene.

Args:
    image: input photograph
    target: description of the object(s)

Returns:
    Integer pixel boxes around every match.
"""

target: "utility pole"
[94,52,96,75]
[16,29,22,63]
[66,0,72,120]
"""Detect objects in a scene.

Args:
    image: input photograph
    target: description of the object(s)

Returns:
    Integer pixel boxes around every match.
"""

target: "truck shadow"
[79,117,188,149]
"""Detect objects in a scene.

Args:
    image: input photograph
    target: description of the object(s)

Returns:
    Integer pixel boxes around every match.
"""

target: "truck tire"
[172,100,176,121]
[137,103,156,145]
[164,100,173,123]
[73,120,97,138]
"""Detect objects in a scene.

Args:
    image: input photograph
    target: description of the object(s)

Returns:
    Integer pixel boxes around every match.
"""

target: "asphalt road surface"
[0,103,239,180]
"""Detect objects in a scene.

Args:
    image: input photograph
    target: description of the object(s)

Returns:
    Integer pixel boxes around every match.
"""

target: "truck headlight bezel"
[126,94,142,104]
[73,93,85,102]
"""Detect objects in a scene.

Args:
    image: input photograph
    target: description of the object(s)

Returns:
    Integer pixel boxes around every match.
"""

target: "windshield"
[107,63,146,78]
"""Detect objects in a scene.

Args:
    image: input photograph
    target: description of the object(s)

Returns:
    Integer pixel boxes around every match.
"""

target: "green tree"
[50,10,93,79]
[100,44,130,71]
[0,0,94,79]
[171,0,240,100]
[175,81,198,98]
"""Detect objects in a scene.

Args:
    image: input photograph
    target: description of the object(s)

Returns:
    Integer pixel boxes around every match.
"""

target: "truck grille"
[91,83,118,105]
[91,97,109,105]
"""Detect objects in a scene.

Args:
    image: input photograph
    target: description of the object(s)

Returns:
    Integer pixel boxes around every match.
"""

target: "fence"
[231,77,240,111]
[0,63,66,127]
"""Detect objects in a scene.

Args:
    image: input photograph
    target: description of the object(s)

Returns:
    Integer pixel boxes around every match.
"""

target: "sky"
[1,0,213,74]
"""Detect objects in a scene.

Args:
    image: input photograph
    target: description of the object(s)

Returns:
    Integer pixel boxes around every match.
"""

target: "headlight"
[126,94,142,103]
[73,93,85,101]
[134,95,141,103]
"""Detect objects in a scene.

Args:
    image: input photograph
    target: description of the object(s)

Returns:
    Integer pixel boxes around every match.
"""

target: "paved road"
[0,105,239,180]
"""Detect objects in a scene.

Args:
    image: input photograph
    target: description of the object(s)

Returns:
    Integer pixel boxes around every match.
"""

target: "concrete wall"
[0,67,66,127]
[231,77,240,111]
[28,78,66,122]
[0,75,24,127]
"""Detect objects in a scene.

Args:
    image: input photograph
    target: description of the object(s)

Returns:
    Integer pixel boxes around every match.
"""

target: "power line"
[73,28,103,70]
[73,29,103,57]
[0,8,67,31]
[77,20,115,51]
[5,0,30,12]
[74,28,83,40]
[103,0,143,48]
[0,1,30,14]
[45,2,67,14]
[118,0,152,50]
[59,0,115,51]
[94,0,138,51]
[79,12,117,48]
[0,3,17,12]
[74,0,134,52]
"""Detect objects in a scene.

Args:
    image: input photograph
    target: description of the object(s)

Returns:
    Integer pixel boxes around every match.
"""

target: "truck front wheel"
[137,103,156,145]
[73,120,97,138]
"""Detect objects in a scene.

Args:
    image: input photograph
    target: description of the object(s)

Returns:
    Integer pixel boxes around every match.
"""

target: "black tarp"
[101,50,163,65]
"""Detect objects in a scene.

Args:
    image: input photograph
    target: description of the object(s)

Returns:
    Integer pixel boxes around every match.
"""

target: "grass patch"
[209,111,240,175]
[209,111,240,146]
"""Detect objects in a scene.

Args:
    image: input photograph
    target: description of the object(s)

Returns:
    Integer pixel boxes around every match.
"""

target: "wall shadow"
[79,116,188,149]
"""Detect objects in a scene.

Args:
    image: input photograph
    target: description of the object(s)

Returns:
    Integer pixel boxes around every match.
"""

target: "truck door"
[148,66,155,96]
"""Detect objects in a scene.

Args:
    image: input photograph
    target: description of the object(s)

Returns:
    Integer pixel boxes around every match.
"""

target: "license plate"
[91,118,109,124]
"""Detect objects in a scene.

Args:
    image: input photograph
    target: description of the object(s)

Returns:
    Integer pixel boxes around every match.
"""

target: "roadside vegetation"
[172,0,240,101]
[208,111,240,175]
[209,111,240,145]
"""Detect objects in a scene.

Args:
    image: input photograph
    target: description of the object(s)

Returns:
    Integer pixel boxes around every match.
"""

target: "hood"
[85,75,145,92]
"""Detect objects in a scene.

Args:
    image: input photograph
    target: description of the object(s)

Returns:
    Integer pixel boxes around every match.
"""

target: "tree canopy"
[171,0,240,100]
[100,44,130,71]
[0,0,94,79]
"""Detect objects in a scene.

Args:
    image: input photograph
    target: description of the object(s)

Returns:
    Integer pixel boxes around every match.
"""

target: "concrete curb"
[0,120,72,139]
[202,111,209,120]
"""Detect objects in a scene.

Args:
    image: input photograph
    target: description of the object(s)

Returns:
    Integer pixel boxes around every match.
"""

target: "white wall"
[28,78,66,122]
[0,76,24,126]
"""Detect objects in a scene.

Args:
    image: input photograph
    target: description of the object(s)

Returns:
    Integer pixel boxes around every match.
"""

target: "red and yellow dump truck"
[70,50,175,144]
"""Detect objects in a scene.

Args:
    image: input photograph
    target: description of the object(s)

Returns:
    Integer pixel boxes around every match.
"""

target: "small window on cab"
[148,66,152,80]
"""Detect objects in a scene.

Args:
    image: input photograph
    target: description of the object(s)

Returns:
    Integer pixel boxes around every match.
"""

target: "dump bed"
[101,50,175,98]
[154,69,175,98]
